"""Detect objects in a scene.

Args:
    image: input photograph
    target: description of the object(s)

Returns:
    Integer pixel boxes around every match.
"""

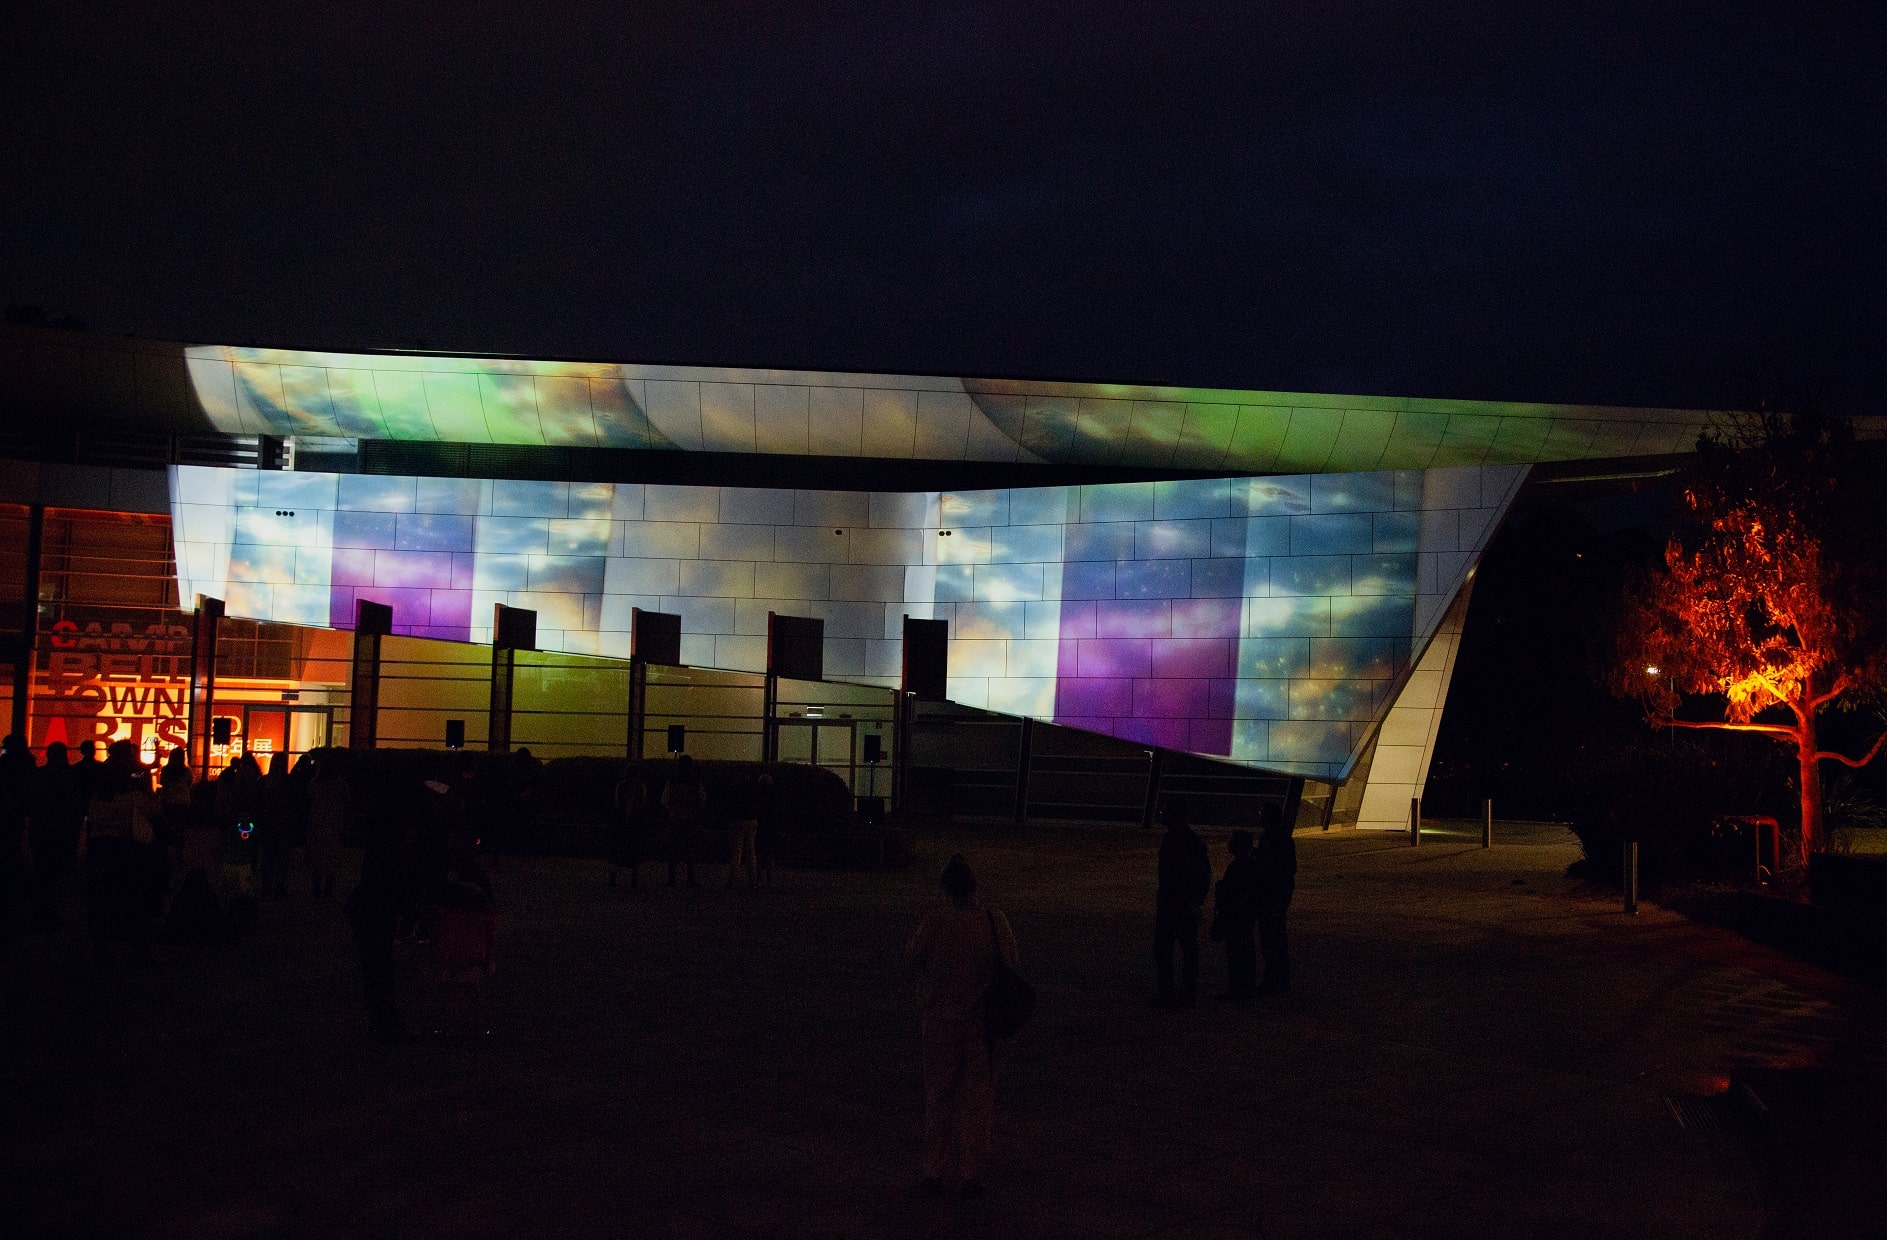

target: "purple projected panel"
[1050,481,1249,756]
[172,463,1528,779]
[1055,599,1244,755]
[328,494,477,640]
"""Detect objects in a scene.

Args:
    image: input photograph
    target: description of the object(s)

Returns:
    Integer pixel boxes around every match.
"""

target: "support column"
[627,657,647,762]
[186,595,225,779]
[900,616,946,824]
[348,599,392,750]
[489,604,536,755]
[10,504,43,741]
[761,671,779,763]
[765,611,824,765]
[1140,747,1167,830]
[490,646,516,754]
[1283,776,1306,832]
[1354,580,1476,830]
[892,691,909,816]
[628,608,680,764]
[1013,717,1035,823]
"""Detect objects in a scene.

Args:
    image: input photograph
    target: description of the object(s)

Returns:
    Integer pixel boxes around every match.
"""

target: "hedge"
[290,747,859,855]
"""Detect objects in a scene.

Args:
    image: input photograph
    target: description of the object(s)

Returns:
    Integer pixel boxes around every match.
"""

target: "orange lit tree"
[1611,412,1887,866]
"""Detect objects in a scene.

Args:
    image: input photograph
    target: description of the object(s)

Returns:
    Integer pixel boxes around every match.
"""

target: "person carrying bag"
[906,854,1022,1198]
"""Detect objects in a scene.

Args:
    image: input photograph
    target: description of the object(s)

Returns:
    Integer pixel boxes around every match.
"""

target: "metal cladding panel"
[134,338,1753,473]
[169,460,1525,779]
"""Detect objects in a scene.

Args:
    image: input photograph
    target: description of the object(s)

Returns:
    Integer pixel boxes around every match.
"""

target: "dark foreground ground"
[6,820,1887,1238]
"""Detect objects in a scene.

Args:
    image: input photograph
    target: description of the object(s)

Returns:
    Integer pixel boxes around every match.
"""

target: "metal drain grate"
[1664,1093,1735,1135]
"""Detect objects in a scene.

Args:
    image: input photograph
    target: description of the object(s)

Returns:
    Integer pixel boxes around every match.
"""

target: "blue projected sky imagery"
[170,463,1523,778]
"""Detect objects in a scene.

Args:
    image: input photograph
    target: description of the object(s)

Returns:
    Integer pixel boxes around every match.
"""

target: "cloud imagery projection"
[178,343,1713,473]
[171,464,1522,778]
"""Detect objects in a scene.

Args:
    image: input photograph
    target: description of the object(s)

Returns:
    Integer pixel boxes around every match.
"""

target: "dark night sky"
[4,2,1883,412]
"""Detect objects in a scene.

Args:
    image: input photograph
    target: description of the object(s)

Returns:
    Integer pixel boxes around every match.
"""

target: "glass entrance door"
[776,718,858,794]
[241,705,332,772]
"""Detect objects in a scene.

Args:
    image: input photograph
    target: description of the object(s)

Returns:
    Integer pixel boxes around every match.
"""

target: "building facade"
[0,325,1790,826]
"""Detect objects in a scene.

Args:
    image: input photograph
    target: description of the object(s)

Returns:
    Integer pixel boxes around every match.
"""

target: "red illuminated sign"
[34,617,192,757]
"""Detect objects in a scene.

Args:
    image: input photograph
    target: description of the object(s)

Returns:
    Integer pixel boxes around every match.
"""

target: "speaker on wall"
[445,719,466,749]
[667,724,686,754]
[863,733,883,764]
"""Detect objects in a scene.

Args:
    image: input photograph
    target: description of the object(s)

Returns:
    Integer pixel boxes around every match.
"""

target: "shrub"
[1563,732,1791,887]
[297,748,856,853]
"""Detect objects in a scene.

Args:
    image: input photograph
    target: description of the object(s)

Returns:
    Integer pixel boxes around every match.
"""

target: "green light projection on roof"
[173,342,1725,473]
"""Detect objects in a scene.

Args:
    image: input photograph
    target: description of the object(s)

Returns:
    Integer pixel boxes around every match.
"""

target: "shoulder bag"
[977,909,1035,1040]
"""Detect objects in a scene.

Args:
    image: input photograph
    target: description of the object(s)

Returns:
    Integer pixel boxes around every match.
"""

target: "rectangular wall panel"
[170,462,1523,779]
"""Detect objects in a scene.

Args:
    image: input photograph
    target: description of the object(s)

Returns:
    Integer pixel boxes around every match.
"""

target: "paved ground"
[6,819,1887,1238]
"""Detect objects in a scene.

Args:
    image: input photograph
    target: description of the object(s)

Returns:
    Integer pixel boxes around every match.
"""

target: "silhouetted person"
[74,740,100,807]
[346,783,426,1042]
[1254,802,1297,994]
[608,765,648,889]
[1212,829,1261,1001]
[216,752,264,835]
[29,741,83,932]
[661,754,706,888]
[84,740,160,965]
[0,733,35,942]
[1152,797,1211,1008]
[906,854,1017,1198]
[157,746,194,870]
[258,753,294,898]
[452,760,493,857]
[493,747,540,863]
[215,755,264,932]
[156,750,227,949]
[433,833,496,1036]
[411,780,455,923]
[724,776,759,887]
[305,756,348,900]
[159,865,232,946]
[753,772,780,888]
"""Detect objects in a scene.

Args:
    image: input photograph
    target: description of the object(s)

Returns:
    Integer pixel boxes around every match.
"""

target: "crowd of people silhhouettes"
[1,733,1300,1196]
[606,754,783,891]
[0,733,521,1039]
[901,796,1297,1197]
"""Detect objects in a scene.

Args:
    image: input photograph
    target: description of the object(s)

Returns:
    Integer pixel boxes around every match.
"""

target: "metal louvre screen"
[510,649,631,760]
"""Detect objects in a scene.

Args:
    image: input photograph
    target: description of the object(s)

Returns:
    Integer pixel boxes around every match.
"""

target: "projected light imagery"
[171,463,1523,778]
[179,343,1713,473]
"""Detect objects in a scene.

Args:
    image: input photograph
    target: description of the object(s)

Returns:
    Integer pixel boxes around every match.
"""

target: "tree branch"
[1668,719,1799,738]
[1814,731,1887,769]
[1808,675,1853,711]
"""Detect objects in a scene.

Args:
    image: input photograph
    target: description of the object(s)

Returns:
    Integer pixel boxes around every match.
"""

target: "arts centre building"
[0,324,1770,830]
